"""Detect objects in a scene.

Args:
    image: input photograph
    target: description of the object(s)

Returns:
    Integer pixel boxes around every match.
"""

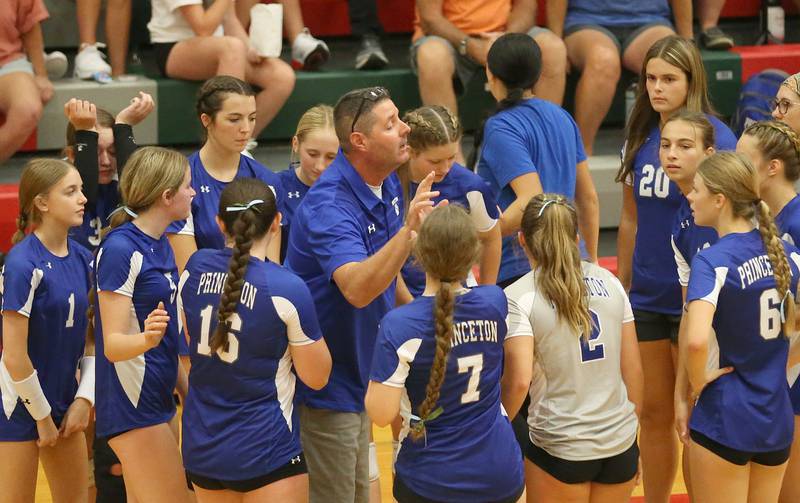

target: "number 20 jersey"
[369,286,523,502]
[687,229,800,452]
[505,261,638,461]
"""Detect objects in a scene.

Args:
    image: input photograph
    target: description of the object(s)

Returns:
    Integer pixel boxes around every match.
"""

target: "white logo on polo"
[288,191,301,199]
[368,224,376,234]
[200,185,210,193]
[391,196,400,216]
[46,262,52,269]
[291,455,301,464]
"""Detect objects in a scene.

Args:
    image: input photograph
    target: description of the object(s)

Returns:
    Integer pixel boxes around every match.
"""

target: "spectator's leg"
[0,72,43,163]
[235,0,259,30]
[165,36,248,81]
[697,0,733,50]
[565,28,621,156]
[415,38,458,116]
[246,58,296,136]
[621,25,674,73]
[531,30,567,106]
[76,0,101,46]
[75,0,112,78]
[281,0,307,44]
[105,0,131,76]
[348,0,382,38]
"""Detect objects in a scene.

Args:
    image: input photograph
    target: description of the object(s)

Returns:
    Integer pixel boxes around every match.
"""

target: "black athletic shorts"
[152,42,177,77]
[393,474,524,503]
[94,435,126,503]
[690,430,791,467]
[525,437,639,485]
[633,308,681,343]
[187,453,307,493]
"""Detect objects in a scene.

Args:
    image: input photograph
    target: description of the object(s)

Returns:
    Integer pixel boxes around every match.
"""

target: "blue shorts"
[0,56,34,78]
[0,403,64,442]
[565,21,673,54]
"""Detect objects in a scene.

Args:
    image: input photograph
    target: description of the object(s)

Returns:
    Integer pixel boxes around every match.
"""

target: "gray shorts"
[299,405,371,503]
[410,26,551,95]
[0,56,34,78]
[564,21,674,54]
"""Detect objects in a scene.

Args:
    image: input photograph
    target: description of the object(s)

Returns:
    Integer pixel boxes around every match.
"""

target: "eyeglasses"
[769,98,800,115]
[350,87,389,132]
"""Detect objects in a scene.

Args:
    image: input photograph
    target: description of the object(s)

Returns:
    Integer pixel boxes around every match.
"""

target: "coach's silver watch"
[458,36,470,57]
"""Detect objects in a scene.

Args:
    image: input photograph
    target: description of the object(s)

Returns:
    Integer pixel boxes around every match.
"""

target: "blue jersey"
[277,166,311,262]
[565,0,671,29]
[94,222,182,437]
[687,230,800,452]
[774,194,800,414]
[629,116,736,314]
[285,150,403,412]
[671,198,718,287]
[71,183,119,251]
[370,286,523,502]
[477,98,587,283]
[0,235,92,441]
[167,152,283,250]
[179,248,323,481]
[401,164,499,296]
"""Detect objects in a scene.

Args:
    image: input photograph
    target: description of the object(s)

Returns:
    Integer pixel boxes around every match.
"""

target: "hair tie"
[108,205,138,220]
[226,199,264,213]
[537,199,559,217]
[409,406,444,447]
[780,289,792,324]
[754,198,762,206]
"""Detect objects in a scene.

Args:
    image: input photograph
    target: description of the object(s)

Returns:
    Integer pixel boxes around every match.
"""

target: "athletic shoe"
[74,43,112,80]
[44,51,68,80]
[355,34,388,71]
[291,28,330,71]
[700,27,734,51]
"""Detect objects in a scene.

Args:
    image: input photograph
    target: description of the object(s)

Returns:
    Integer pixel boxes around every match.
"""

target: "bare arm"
[477,224,501,286]
[98,292,169,362]
[686,300,715,395]
[574,160,599,263]
[396,274,414,306]
[168,233,198,276]
[178,0,233,37]
[365,381,403,427]
[620,320,643,418]
[616,183,637,290]
[500,336,533,419]
[545,0,567,37]
[2,312,35,382]
[290,339,332,390]
[499,172,544,237]
[668,0,693,39]
[507,0,537,33]
[417,0,470,46]
[21,23,47,79]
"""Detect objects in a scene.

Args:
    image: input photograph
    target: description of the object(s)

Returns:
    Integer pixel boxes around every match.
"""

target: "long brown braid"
[698,152,795,334]
[409,205,480,441]
[211,178,278,353]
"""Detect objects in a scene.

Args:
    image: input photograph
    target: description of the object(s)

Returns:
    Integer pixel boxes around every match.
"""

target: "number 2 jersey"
[179,248,323,481]
[687,229,800,452]
[94,222,182,437]
[369,286,523,502]
[0,235,92,441]
[505,261,638,461]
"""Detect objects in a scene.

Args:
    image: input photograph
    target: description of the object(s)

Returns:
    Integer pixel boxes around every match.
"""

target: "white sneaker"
[291,28,330,71]
[44,51,68,80]
[241,139,258,159]
[74,43,112,80]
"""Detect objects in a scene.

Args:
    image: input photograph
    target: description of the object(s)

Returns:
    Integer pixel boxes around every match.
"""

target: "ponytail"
[12,212,28,245]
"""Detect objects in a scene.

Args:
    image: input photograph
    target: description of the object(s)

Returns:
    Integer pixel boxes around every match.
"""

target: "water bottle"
[766,0,785,42]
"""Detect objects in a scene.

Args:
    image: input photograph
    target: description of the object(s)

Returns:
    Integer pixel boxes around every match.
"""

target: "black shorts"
[633,309,681,343]
[690,430,791,467]
[187,453,307,493]
[564,21,673,54]
[525,437,639,485]
[152,42,176,77]
[393,474,524,503]
[94,435,126,503]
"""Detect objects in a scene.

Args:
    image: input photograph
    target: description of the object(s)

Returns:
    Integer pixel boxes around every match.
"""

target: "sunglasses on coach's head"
[769,98,800,115]
[351,87,390,133]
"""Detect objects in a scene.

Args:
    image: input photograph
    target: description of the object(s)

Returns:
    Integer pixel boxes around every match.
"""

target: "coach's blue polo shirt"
[285,150,403,412]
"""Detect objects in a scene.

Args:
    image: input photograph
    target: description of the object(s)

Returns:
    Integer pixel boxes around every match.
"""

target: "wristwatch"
[458,36,470,56]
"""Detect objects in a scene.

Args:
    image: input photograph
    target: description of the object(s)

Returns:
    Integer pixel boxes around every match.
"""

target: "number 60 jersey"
[369,286,524,502]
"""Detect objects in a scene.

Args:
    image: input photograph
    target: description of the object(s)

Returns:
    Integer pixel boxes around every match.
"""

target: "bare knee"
[416,39,456,81]
[6,99,42,135]
[534,32,567,77]
[217,36,248,66]
[582,46,622,87]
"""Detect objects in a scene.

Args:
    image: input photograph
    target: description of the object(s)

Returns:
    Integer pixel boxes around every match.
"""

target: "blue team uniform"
[94,222,182,437]
[477,98,587,284]
[369,286,524,502]
[671,198,718,287]
[179,248,323,481]
[167,152,283,250]
[401,164,499,296]
[71,183,119,251]
[277,167,311,262]
[687,230,800,452]
[629,116,736,315]
[285,150,403,412]
[774,194,800,414]
[0,235,92,441]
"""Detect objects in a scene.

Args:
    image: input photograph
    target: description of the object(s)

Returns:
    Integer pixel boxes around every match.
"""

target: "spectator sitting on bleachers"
[697,0,734,50]
[148,0,295,146]
[235,0,330,71]
[73,0,131,79]
[413,0,567,162]
[547,0,692,155]
[0,0,53,164]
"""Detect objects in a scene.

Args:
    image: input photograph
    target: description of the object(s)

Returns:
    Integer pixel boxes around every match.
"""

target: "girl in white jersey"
[505,193,644,503]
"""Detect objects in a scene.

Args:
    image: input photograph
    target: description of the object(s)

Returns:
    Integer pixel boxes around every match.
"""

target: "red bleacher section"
[732,43,800,80]
[0,184,20,253]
